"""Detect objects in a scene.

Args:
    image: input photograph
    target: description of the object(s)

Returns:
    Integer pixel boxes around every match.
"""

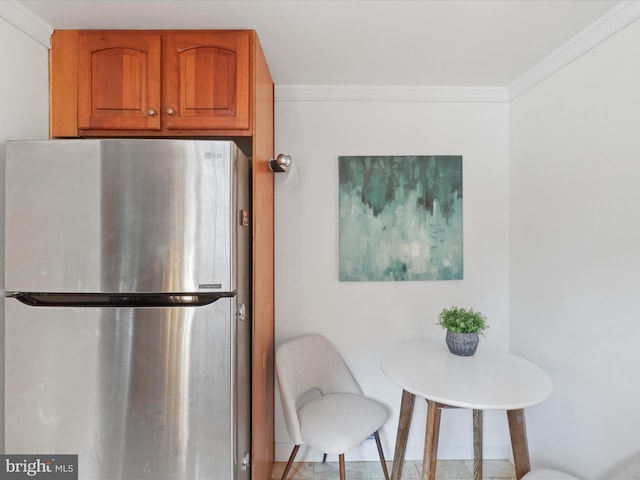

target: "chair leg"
[374,430,390,480]
[280,445,300,480]
[339,453,346,480]
[323,453,328,463]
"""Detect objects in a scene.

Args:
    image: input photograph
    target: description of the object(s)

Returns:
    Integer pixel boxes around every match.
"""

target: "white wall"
[0,15,50,452]
[509,18,640,479]
[0,18,49,145]
[274,95,511,461]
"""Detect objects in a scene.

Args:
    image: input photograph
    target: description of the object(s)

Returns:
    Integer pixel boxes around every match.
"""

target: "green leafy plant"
[437,306,488,336]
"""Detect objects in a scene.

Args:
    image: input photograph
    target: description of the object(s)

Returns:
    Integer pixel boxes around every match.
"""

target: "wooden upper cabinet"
[78,31,162,130]
[53,30,252,136]
[163,32,250,130]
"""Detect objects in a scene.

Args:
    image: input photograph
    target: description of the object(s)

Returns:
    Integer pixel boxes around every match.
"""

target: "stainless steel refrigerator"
[3,139,251,480]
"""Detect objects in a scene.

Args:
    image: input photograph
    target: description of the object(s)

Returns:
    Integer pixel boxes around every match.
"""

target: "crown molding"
[277,2,640,104]
[1,0,636,102]
[275,85,509,103]
[508,0,640,100]
[0,0,53,48]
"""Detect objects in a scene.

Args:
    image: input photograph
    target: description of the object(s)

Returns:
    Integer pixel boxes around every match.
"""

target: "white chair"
[276,334,390,480]
[522,470,580,480]
[523,452,640,480]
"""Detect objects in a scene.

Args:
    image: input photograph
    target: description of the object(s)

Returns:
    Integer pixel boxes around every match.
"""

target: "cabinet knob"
[147,108,157,117]
[166,107,176,116]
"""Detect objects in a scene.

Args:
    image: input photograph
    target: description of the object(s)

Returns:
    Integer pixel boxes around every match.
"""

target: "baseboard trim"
[274,440,511,463]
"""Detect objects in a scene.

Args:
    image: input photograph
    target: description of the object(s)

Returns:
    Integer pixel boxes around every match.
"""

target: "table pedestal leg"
[422,400,441,480]
[507,409,531,480]
[473,409,483,480]
[391,389,415,480]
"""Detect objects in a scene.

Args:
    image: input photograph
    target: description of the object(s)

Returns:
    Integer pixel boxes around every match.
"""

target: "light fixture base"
[269,154,292,172]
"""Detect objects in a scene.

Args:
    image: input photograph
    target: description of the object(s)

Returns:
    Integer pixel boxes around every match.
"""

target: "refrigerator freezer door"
[5,297,237,480]
[5,139,237,294]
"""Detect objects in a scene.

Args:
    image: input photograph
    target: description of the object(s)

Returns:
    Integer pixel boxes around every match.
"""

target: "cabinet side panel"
[251,32,275,480]
[50,30,79,138]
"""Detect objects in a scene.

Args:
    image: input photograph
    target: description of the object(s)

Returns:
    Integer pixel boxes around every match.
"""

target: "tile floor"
[271,459,516,480]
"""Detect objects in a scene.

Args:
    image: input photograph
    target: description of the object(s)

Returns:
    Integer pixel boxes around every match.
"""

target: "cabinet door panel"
[78,32,161,130]
[164,32,250,130]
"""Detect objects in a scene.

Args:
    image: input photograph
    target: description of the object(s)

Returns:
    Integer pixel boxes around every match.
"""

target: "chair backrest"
[276,334,362,445]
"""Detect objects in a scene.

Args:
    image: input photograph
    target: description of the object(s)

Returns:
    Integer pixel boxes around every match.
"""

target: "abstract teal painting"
[339,155,463,281]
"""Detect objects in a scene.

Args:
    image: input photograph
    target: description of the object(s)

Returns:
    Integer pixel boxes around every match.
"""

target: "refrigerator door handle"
[7,292,236,308]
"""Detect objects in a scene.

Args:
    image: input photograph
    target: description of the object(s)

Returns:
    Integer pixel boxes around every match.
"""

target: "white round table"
[380,339,553,480]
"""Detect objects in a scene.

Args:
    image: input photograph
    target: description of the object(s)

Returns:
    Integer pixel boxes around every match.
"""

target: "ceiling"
[17,0,622,87]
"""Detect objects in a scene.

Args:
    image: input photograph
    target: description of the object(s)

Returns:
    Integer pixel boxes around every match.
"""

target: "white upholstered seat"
[522,452,640,480]
[276,334,390,480]
[522,469,581,480]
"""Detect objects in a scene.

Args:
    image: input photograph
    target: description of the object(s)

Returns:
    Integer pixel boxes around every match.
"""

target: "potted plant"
[436,306,488,356]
